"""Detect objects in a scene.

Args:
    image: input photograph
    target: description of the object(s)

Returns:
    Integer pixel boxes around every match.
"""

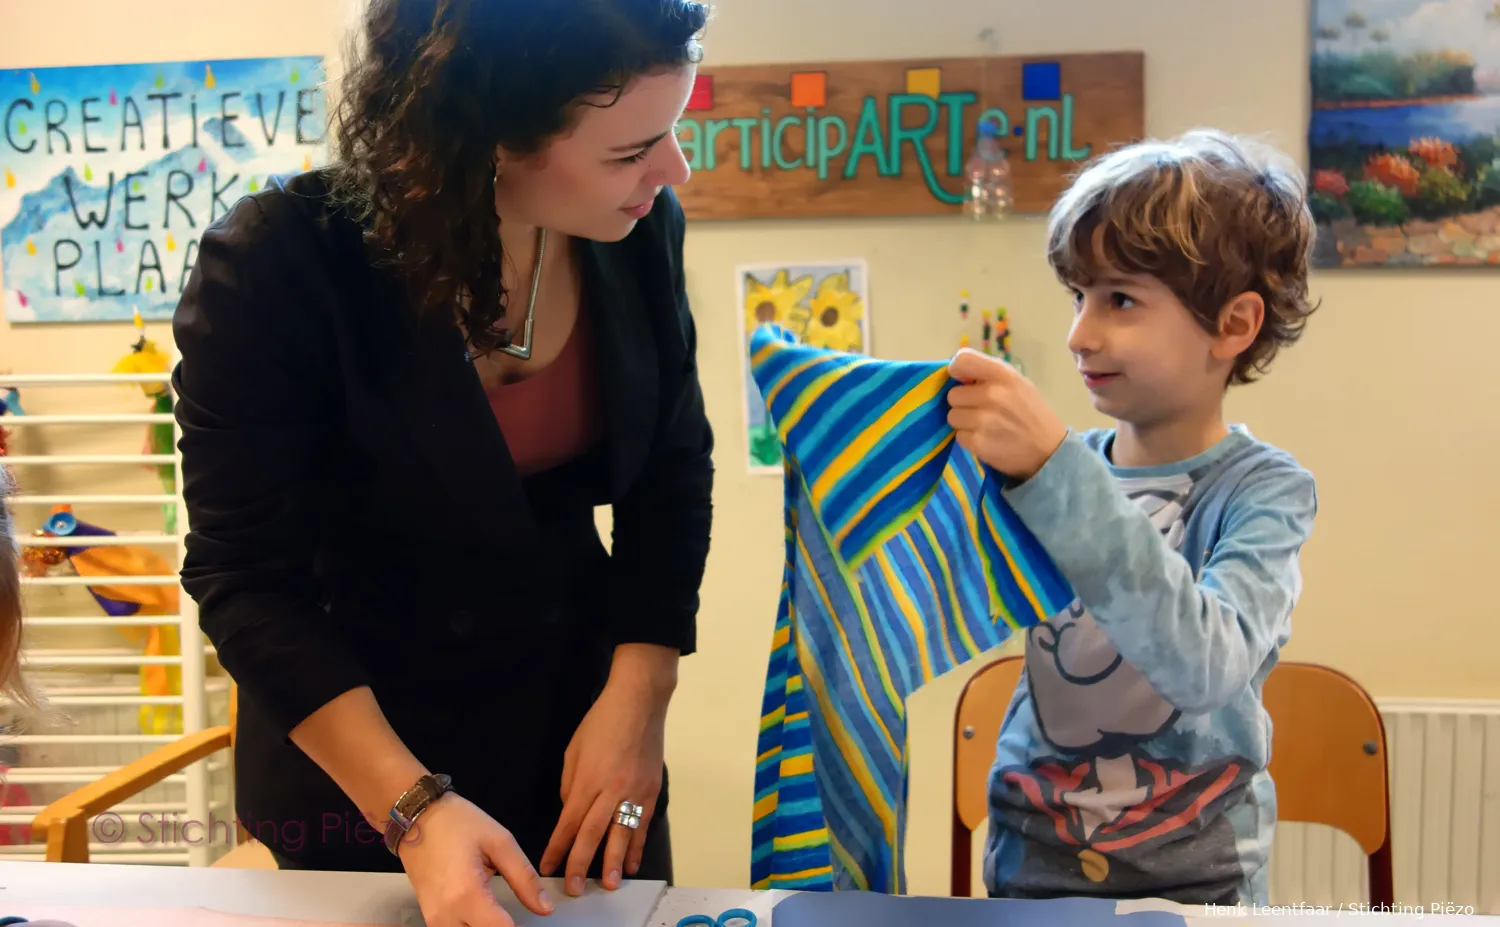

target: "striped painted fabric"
[747,324,1075,894]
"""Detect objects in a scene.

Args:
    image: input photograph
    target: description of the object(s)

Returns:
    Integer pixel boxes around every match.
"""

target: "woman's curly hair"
[328,0,708,354]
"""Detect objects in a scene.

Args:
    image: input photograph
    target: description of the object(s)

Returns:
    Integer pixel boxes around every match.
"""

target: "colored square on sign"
[686,74,714,111]
[904,67,941,99]
[1022,61,1061,100]
[790,71,826,108]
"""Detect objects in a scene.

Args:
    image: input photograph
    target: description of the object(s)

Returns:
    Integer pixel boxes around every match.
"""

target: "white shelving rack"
[1,364,230,867]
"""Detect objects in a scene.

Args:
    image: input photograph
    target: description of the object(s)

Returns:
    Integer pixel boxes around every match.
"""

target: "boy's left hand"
[946,348,1068,482]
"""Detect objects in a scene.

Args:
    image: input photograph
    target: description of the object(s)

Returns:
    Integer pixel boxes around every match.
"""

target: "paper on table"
[1115,899,1197,916]
[768,892,1190,927]
[5,907,397,927]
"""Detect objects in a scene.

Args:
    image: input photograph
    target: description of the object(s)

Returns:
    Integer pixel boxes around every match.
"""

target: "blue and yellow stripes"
[747,324,1074,893]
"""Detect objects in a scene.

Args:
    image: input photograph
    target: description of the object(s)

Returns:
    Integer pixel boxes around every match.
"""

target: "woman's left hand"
[540,644,677,896]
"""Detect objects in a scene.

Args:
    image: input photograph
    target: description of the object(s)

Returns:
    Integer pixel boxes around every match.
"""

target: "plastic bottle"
[962,119,1014,219]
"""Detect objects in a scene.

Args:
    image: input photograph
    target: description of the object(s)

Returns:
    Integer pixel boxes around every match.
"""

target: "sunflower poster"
[738,259,871,474]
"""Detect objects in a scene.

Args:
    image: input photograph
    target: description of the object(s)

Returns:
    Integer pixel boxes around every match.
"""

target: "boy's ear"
[1212,291,1264,362]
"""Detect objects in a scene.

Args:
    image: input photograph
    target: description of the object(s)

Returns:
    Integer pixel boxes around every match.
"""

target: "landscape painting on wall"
[1309,0,1500,267]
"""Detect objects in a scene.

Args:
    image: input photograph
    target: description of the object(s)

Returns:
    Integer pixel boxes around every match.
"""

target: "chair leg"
[1368,840,1395,907]
[45,815,90,863]
[951,814,971,897]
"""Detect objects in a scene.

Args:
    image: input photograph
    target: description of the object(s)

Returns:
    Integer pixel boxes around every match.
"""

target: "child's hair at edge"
[1,467,43,727]
[1046,127,1318,385]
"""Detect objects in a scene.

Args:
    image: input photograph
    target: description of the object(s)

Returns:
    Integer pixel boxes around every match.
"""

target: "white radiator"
[1269,699,1500,914]
[1,366,231,866]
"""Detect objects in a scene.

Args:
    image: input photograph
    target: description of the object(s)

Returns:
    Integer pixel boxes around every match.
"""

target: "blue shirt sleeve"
[1000,433,1317,714]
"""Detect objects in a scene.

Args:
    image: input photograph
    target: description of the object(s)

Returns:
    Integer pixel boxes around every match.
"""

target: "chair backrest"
[951,655,1024,896]
[1262,662,1393,902]
[950,658,1393,903]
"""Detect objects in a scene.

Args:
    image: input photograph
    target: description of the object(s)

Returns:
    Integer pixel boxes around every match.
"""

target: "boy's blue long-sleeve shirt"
[983,425,1317,906]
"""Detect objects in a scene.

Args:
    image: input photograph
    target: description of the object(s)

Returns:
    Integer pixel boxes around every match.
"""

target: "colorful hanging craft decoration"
[0,385,22,460]
[110,308,176,533]
[23,506,183,735]
[957,299,1025,373]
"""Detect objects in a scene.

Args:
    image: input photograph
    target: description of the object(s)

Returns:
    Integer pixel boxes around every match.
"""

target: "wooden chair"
[1262,662,1394,904]
[951,655,1024,897]
[950,657,1394,904]
[30,683,277,868]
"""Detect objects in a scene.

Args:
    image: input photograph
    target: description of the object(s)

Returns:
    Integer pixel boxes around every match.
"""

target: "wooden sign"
[672,52,1144,220]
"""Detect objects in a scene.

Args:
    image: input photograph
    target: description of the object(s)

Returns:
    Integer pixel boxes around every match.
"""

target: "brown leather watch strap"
[382,773,453,857]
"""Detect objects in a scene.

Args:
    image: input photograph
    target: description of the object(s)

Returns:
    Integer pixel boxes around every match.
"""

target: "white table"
[2,861,1494,927]
[0,862,662,926]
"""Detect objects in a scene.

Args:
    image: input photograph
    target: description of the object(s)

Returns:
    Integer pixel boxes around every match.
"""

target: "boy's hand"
[946,348,1068,482]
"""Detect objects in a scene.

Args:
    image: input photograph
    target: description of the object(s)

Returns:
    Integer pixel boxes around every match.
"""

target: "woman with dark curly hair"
[169,0,712,923]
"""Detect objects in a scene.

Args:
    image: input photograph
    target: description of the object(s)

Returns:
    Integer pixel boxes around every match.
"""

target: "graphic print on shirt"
[992,473,1255,898]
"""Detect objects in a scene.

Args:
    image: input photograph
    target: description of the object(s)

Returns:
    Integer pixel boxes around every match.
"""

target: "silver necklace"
[493,227,547,361]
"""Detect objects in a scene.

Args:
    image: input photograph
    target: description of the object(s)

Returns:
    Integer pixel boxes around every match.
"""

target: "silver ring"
[614,800,644,829]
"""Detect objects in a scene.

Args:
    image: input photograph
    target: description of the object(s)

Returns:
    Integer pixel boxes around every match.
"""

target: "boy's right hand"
[397,794,555,927]
[947,348,1069,482]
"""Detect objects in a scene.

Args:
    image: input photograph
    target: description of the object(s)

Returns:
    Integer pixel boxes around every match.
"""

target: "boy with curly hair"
[945,128,1319,905]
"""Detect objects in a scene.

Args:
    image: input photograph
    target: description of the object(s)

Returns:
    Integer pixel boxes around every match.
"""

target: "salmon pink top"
[485,307,603,477]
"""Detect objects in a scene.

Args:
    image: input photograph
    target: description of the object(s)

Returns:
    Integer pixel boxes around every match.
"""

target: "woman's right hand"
[396,793,555,927]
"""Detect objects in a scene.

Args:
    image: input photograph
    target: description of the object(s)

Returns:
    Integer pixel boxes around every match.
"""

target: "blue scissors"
[676,909,757,927]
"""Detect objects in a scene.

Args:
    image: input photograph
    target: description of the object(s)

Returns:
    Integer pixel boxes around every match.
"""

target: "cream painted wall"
[4,0,1497,895]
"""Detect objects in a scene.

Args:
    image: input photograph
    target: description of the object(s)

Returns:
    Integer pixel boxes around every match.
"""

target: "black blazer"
[171,169,713,866]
